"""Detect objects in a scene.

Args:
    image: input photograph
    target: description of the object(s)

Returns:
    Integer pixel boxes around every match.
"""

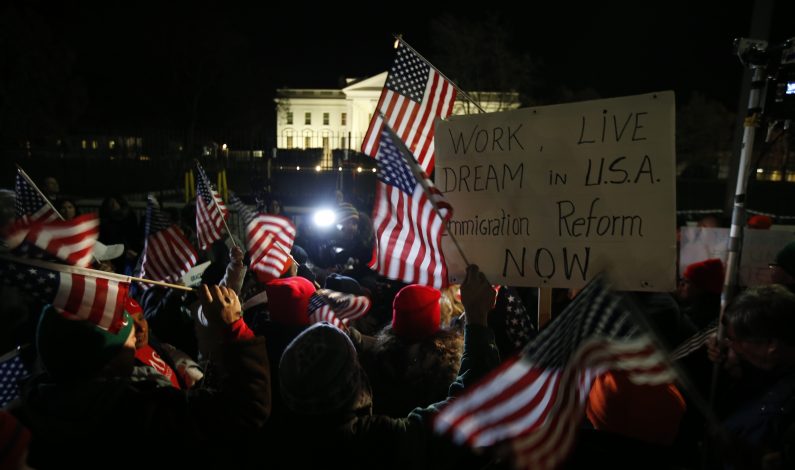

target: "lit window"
[305,136,311,148]
[109,140,116,149]
[323,113,329,125]
[341,113,347,126]
[286,112,293,125]
[91,140,98,149]
[286,136,293,149]
[322,136,329,149]
[340,137,346,148]
[81,140,87,149]
[305,112,311,125]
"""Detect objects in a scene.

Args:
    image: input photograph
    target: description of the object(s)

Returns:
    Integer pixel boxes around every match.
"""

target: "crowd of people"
[1,178,795,469]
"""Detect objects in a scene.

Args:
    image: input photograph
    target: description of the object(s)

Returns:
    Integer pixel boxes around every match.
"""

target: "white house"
[274,72,519,166]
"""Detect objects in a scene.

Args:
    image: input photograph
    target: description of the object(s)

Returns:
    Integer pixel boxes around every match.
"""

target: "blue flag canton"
[14,174,47,218]
[0,260,58,301]
[229,193,256,225]
[385,44,430,103]
[307,292,328,316]
[0,353,27,407]
[145,196,172,236]
[523,277,638,368]
[196,166,216,205]
[376,130,417,195]
[500,287,537,349]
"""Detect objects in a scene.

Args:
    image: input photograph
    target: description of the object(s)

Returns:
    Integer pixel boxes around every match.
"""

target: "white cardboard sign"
[436,92,676,291]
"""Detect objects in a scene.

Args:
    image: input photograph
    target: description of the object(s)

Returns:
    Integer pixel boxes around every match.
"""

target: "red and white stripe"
[361,68,457,174]
[53,270,130,333]
[434,337,674,470]
[370,182,451,290]
[247,215,296,283]
[5,213,99,267]
[141,226,198,283]
[313,289,371,324]
[196,188,228,250]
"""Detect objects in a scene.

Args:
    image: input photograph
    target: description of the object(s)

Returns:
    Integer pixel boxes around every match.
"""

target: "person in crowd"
[268,264,499,469]
[677,258,724,329]
[0,411,33,470]
[127,297,203,389]
[706,285,795,469]
[747,214,773,230]
[42,177,59,203]
[769,241,795,292]
[267,198,282,216]
[9,285,270,468]
[361,284,464,418]
[98,195,141,274]
[56,198,78,221]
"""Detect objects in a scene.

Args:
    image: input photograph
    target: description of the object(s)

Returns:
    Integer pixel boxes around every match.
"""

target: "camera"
[766,38,795,120]
[735,37,795,120]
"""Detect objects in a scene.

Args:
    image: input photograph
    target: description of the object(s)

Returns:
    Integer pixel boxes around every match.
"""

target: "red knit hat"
[586,370,686,446]
[392,285,441,341]
[0,411,31,469]
[747,215,773,229]
[265,276,316,327]
[683,258,724,295]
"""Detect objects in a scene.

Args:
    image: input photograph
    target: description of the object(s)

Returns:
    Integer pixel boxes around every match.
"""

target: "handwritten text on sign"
[436,92,676,291]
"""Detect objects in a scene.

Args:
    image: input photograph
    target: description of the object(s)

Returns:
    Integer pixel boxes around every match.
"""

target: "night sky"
[4,1,795,137]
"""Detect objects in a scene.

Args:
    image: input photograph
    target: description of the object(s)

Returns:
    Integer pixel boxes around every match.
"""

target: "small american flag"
[14,171,59,223]
[370,124,452,289]
[671,322,717,361]
[232,193,297,284]
[229,192,257,223]
[5,213,100,267]
[140,195,198,284]
[433,276,675,470]
[308,289,371,328]
[195,163,228,250]
[0,256,130,333]
[0,349,28,407]
[497,286,537,353]
[361,41,457,174]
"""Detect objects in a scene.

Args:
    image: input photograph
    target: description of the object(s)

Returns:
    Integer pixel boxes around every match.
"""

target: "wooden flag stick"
[0,253,194,291]
[128,275,194,291]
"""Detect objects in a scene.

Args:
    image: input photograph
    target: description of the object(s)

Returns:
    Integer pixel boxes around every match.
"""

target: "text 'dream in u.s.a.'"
[436,91,676,291]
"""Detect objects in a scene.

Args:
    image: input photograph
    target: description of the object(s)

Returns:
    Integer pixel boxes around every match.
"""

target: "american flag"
[229,192,257,223]
[140,195,198,284]
[0,256,130,333]
[433,276,675,470]
[370,124,452,289]
[5,213,99,267]
[232,193,297,284]
[0,349,28,407]
[361,41,457,174]
[496,286,537,353]
[307,289,371,328]
[671,322,717,361]
[195,163,228,250]
[15,171,59,223]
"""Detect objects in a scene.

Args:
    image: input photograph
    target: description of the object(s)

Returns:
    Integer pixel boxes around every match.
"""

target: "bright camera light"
[313,209,336,228]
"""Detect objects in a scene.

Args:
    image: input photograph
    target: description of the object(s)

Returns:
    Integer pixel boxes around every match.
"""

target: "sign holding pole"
[436,92,676,292]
